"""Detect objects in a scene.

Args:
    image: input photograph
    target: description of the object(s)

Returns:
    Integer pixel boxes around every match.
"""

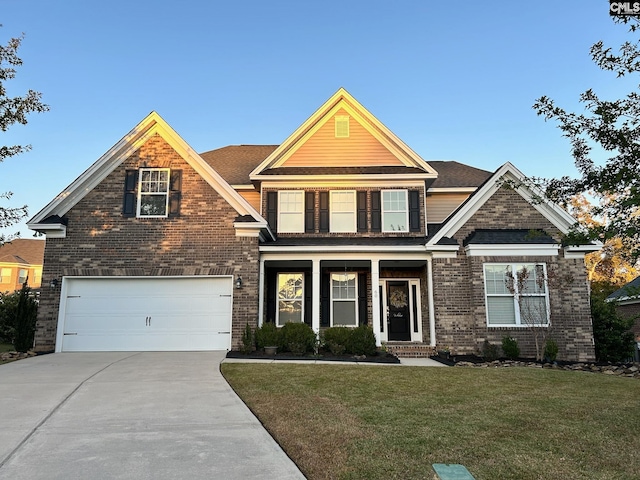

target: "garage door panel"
[59,277,233,352]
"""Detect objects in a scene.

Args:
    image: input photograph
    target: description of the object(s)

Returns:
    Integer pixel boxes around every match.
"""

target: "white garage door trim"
[55,276,233,352]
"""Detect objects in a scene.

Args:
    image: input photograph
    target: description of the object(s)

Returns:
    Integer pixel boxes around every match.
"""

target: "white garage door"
[57,277,233,352]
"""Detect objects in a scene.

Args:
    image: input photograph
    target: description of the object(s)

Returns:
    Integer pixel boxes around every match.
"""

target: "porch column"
[258,258,265,327]
[311,258,321,335]
[370,258,381,346]
[427,257,436,347]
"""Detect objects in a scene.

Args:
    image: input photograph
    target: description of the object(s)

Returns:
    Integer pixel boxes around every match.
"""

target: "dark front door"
[387,281,411,341]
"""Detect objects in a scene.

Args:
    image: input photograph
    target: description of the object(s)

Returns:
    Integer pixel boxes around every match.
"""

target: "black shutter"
[123,170,138,217]
[266,192,278,233]
[358,273,368,326]
[304,271,312,326]
[169,170,182,217]
[320,272,330,327]
[357,191,367,232]
[266,269,276,323]
[305,191,315,233]
[370,191,381,232]
[409,190,421,232]
[319,192,329,233]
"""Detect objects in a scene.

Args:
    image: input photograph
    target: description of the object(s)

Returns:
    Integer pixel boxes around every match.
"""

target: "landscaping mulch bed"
[226,349,401,364]
[430,354,640,378]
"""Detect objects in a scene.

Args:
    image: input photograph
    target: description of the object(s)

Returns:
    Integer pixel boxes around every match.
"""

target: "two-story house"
[27,89,597,360]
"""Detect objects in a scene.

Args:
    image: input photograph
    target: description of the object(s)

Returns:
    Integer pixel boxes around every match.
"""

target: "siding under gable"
[426,193,470,223]
[282,108,405,167]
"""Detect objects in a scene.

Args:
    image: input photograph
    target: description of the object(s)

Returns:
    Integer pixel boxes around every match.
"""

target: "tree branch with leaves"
[1,29,49,245]
[533,16,640,261]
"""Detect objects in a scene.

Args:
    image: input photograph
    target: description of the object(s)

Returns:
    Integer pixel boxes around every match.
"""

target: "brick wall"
[432,187,595,362]
[35,134,259,351]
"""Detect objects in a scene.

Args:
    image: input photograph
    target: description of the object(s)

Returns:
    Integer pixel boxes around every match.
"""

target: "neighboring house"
[607,275,640,342]
[27,89,598,360]
[0,239,45,293]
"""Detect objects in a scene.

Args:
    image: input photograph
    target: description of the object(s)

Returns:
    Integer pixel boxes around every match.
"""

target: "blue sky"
[0,0,634,238]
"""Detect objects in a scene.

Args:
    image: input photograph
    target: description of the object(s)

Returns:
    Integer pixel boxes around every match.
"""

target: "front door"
[387,281,411,341]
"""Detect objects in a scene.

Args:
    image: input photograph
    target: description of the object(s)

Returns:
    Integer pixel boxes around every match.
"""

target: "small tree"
[591,293,635,362]
[505,265,571,361]
[11,281,37,352]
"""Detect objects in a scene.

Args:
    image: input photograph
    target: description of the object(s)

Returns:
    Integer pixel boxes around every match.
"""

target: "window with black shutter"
[357,191,367,232]
[319,192,329,233]
[169,170,182,217]
[123,170,138,217]
[409,189,421,232]
[370,191,381,232]
[266,191,278,232]
[305,191,315,233]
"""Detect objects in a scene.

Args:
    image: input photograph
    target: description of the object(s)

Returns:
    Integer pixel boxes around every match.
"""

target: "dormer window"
[335,115,350,138]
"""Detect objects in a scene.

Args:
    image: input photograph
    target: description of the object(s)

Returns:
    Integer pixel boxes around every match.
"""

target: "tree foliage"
[569,194,639,292]
[1,29,49,244]
[533,16,640,261]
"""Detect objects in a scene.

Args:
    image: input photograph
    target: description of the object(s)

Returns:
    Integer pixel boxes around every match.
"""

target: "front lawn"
[221,364,640,480]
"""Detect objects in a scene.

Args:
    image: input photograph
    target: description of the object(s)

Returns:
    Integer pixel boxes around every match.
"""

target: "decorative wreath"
[389,288,408,308]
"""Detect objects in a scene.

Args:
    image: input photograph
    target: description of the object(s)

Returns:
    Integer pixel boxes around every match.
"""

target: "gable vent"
[335,115,350,138]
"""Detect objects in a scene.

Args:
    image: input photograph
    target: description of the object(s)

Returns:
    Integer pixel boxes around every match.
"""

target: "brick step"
[384,343,437,358]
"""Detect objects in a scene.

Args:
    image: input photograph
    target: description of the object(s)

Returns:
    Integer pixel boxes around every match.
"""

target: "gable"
[281,107,405,167]
[251,88,438,179]
[427,162,584,250]
[28,112,271,240]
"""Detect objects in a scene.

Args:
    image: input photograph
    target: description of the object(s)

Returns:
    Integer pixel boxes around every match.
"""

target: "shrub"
[12,283,38,352]
[346,325,376,356]
[280,322,316,355]
[591,293,635,362]
[501,336,520,360]
[322,327,351,355]
[255,322,281,349]
[543,339,559,362]
[0,290,21,344]
[482,340,499,361]
[240,323,254,354]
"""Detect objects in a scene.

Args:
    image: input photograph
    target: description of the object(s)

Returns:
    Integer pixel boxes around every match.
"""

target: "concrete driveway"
[0,352,305,480]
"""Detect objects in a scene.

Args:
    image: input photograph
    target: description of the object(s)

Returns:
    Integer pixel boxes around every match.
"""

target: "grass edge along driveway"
[221,363,640,480]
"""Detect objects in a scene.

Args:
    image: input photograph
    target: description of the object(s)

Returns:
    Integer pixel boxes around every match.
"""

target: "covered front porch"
[258,250,437,347]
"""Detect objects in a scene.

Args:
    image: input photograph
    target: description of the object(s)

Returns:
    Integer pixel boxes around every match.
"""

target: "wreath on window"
[389,288,408,308]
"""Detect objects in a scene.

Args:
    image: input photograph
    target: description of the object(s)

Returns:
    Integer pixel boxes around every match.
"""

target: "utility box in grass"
[432,463,476,480]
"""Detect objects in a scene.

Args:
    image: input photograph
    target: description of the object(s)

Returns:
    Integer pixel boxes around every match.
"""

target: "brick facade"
[617,302,640,340]
[35,134,259,352]
[431,188,595,362]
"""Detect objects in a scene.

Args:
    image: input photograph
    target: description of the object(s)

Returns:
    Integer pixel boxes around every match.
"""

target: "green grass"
[221,364,640,480]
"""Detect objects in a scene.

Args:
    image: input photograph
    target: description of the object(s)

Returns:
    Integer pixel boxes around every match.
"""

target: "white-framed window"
[278,191,304,233]
[277,273,304,326]
[0,268,11,283]
[335,115,350,138]
[484,263,549,327]
[330,190,356,233]
[137,168,171,217]
[18,269,28,285]
[331,273,357,326]
[382,190,408,232]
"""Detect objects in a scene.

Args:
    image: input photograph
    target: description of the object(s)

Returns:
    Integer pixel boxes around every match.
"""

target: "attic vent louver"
[335,115,350,138]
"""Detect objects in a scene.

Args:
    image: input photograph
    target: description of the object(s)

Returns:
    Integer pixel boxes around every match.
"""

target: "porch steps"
[385,343,436,358]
